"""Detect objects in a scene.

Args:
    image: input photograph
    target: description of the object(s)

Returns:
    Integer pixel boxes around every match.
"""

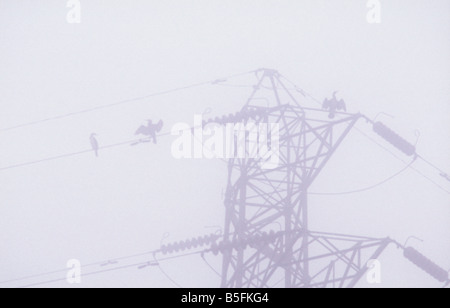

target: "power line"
[16,250,208,288]
[3,228,233,287]
[2,70,447,186]
[2,71,449,288]
[0,71,255,133]
[309,156,417,196]
[353,127,450,195]
[279,75,323,105]
[153,254,183,288]
[0,138,139,172]
[6,228,280,287]
[279,74,450,195]
[18,261,148,288]
[418,154,450,180]
[407,166,450,195]
[0,124,230,173]
[201,253,222,278]
[0,249,159,286]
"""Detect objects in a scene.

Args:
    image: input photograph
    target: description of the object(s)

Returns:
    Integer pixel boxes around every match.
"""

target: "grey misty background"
[0,0,449,288]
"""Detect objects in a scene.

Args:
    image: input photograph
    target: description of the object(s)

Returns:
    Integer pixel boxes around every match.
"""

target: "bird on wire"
[133,119,164,145]
[322,91,347,119]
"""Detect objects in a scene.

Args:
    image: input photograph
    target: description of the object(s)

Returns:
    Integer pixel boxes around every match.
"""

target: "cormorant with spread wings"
[135,119,164,144]
[322,91,347,119]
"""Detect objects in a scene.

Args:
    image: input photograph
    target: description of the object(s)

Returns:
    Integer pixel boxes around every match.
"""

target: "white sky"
[0,0,449,288]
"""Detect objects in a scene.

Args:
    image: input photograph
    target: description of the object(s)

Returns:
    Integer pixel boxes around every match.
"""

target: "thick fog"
[0,0,449,288]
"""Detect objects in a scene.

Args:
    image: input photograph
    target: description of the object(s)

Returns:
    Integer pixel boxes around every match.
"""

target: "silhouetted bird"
[322,91,347,119]
[90,133,99,157]
[135,119,164,144]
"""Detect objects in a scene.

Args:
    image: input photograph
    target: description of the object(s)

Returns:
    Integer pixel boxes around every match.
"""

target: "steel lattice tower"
[220,69,391,288]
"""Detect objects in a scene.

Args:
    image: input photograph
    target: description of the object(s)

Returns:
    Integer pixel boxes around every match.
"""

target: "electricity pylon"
[219,69,392,288]
[160,68,447,287]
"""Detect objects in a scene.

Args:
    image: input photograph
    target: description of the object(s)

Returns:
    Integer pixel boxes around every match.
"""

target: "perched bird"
[135,119,164,144]
[90,133,99,157]
[322,91,347,119]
